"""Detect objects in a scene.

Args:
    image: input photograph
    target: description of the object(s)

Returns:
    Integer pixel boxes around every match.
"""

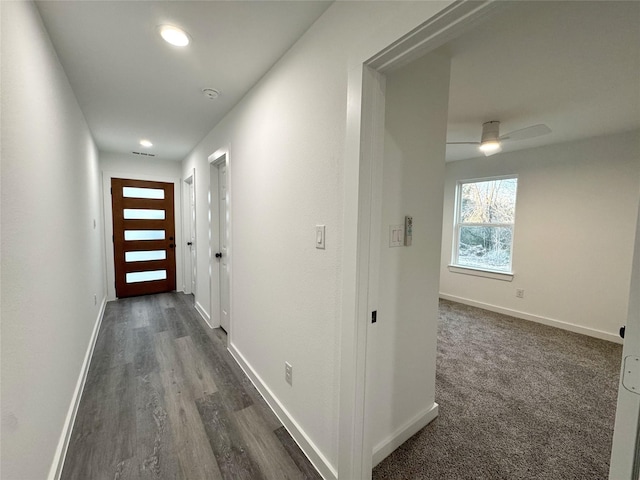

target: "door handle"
[187,242,193,246]
[215,252,222,258]
[169,244,175,248]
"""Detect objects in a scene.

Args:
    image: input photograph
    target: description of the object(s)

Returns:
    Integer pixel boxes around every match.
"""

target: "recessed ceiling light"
[139,139,153,148]
[159,25,190,47]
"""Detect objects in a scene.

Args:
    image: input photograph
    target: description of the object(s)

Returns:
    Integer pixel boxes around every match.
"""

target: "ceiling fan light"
[159,25,190,47]
[479,141,501,155]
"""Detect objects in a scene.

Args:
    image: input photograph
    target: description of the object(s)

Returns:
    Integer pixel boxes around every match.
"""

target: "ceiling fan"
[447,121,551,156]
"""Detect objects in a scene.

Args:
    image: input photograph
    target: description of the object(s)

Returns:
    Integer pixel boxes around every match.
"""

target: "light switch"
[389,225,404,247]
[316,225,325,249]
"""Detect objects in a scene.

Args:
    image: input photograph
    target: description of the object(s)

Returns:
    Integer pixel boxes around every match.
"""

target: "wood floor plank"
[134,327,158,376]
[174,335,218,400]
[174,302,253,411]
[274,426,323,480]
[129,297,152,329]
[165,306,188,339]
[155,292,177,309]
[111,362,137,463]
[234,405,304,480]
[154,331,223,480]
[135,371,181,479]
[196,392,265,480]
[208,327,283,432]
[61,362,136,480]
[112,321,134,367]
[148,295,169,333]
[113,456,141,480]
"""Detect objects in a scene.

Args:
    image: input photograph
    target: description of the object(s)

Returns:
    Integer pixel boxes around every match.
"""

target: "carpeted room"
[373,300,622,479]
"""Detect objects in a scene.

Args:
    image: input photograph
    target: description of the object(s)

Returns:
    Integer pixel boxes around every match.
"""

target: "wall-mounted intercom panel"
[404,215,413,246]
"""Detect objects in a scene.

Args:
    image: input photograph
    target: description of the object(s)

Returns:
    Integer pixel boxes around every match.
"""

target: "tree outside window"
[454,177,518,272]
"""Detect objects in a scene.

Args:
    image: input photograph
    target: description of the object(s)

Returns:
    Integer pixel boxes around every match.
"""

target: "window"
[453,176,518,273]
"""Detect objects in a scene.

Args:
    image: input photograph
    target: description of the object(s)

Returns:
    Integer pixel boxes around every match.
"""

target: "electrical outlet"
[516,289,525,298]
[285,362,293,386]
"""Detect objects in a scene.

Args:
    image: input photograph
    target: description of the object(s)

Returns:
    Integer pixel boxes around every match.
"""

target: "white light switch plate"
[316,225,325,249]
[389,225,404,247]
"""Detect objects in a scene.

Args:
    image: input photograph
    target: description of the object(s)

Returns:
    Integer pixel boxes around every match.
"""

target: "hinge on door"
[622,356,640,395]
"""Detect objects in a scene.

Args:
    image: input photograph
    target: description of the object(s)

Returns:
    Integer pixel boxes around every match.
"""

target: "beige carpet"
[373,299,622,479]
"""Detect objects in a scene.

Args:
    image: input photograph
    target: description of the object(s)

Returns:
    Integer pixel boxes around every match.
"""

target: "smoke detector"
[202,88,220,100]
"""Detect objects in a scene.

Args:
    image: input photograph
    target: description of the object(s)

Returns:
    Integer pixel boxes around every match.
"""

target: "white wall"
[100,151,182,179]
[180,2,455,475]
[370,50,451,463]
[1,2,106,478]
[440,131,640,342]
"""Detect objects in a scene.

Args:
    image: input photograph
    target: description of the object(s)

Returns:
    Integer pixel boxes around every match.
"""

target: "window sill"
[447,265,514,282]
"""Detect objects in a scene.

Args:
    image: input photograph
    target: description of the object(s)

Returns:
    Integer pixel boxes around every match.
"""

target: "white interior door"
[218,162,230,332]
[189,180,196,294]
[610,204,640,479]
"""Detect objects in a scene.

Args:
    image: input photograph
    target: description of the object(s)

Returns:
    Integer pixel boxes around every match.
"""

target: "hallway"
[61,293,320,480]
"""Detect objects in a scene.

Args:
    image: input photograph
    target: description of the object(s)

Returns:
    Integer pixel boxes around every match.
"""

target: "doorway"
[345,2,639,479]
[183,173,196,296]
[209,152,231,333]
[110,177,176,297]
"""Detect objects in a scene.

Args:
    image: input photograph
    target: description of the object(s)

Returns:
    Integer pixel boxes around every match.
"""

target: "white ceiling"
[444,1,640,161]
[36,1,332,161]
[36,1,639,163]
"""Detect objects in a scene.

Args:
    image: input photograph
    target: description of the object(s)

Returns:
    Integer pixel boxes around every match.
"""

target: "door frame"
[338,2,504,478]
[182,169,196,295]
[208,148,231,335]
[102,171,184,301]
[610,203,640,479]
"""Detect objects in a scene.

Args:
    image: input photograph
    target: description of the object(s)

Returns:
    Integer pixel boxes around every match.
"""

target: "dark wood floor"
[61,292,321,480]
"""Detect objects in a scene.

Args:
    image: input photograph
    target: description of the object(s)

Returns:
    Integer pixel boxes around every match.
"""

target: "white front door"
[610,204,640,479]
[218,162,230,333]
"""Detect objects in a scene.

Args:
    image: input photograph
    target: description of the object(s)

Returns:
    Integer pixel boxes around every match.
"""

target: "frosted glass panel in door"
[124,230,165,241]
[122,187,164,199]
[126,270,167,283]
[123,209,165,220]
[125,250,166,262]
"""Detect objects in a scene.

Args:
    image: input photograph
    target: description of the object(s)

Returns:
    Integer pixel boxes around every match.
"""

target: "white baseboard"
[372,403,439,467]
[228,343,337,480]
[194,300,213,329]
[439,293,623,344]
[48,296,108,480]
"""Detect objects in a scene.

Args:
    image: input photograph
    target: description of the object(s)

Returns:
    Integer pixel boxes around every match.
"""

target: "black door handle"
[215,252,222,258]
[187,242,193,246]
[169,244,175,248]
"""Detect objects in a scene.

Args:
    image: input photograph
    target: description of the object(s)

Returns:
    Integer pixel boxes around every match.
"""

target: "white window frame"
[449,175,518,281]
